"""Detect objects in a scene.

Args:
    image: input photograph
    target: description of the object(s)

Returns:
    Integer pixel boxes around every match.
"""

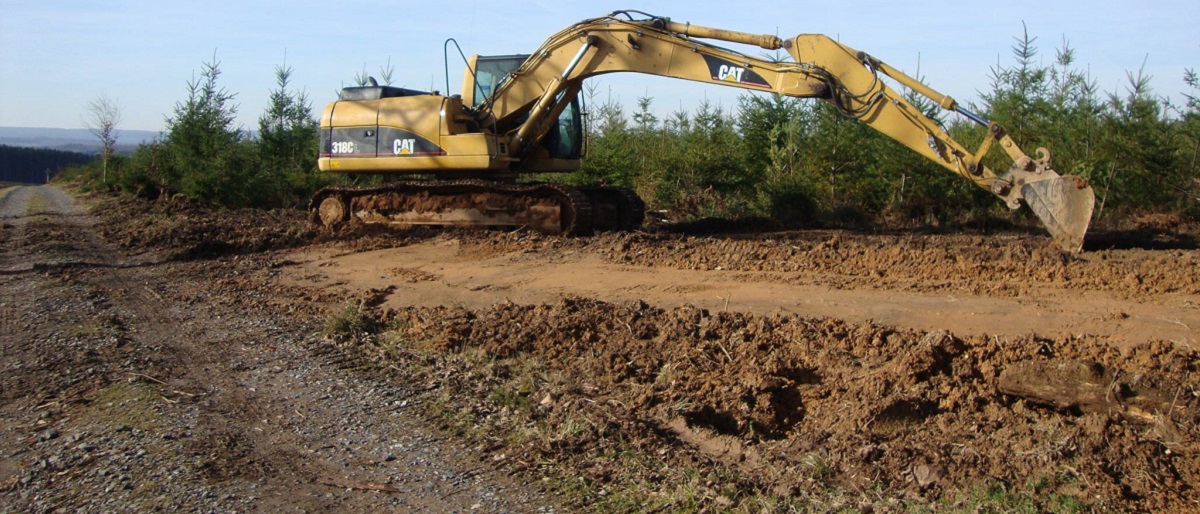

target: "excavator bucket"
[1020,175,1095,253]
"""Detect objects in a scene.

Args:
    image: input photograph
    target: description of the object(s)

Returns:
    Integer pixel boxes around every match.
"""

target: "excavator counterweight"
[313,10,1095,252]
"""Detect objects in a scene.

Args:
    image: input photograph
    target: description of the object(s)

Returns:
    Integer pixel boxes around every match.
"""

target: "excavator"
[312,10,1095,252]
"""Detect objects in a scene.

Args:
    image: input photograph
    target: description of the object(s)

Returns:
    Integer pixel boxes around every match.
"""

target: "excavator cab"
[466,54,527,107]
[464,54,584,161]
[541,98,583,160]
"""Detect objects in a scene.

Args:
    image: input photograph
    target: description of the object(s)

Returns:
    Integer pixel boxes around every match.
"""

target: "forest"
[1,145,92,184]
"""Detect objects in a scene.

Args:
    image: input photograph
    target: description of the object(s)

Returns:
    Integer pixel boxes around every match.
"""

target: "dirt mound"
[88,193,463,260]
[359,297,1199,510]
[91,194,314,258]
[575,231,1200,298]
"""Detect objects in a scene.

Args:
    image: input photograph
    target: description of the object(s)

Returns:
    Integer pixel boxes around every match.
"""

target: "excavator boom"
[471,12,1094,251]
[316,11,1095,251]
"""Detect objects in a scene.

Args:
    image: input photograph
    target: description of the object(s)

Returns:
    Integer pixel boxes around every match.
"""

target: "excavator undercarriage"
[311,181,643,236]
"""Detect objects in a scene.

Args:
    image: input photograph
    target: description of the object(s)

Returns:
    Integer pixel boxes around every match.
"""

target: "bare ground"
[280,227,1199,511]
[3,184,1199,512]
[0,185,561,512]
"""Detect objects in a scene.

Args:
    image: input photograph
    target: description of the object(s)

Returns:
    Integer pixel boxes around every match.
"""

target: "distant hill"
[0,127,164,155]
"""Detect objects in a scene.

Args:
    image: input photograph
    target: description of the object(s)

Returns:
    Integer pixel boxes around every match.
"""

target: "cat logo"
[702,55,771,89]
[717,64,746,83]
[393,138,416,155]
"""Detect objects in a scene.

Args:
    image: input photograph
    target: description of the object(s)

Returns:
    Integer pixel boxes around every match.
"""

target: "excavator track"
[310,180,605,235]
[580,186,646,232]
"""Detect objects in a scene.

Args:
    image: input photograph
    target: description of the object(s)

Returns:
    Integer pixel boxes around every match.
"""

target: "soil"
[3,183,1199,511]
[282,230,1200,345]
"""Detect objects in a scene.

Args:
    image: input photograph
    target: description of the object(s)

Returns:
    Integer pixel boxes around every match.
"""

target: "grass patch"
[77,382,168,432]
[489,387,532,412]
[25,188,48,217]
[322,301,370,339]
[935,478,1088,514]
[0,185,18,203]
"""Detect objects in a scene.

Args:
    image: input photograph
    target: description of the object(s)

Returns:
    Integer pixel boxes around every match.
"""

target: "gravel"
[0,186,562,512]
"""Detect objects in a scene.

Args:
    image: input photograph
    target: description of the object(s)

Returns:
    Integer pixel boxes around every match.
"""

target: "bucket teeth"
[1020,175,1095,253]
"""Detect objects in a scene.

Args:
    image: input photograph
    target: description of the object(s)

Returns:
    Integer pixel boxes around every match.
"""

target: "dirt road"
[0,185,560,512]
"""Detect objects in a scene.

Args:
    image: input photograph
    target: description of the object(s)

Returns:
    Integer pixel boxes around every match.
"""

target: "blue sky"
[1,0,1196,132]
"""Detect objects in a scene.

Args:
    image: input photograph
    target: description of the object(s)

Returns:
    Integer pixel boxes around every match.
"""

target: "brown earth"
[4,184,1199,511]
[281,230,1200,345]
[279,219,1200,510]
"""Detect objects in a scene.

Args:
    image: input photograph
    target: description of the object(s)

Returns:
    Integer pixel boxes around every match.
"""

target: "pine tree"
[1177,69,1200,213]
[575,85,637,188]
[163,55,250,206]
[737,94,800,182]
[1100,70,1179,213]
[258,63,321,207]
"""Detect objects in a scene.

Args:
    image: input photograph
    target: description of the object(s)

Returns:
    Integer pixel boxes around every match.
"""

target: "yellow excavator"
[312,10,1095,252]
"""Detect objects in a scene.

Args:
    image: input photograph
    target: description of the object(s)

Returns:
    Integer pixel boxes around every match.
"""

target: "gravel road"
[0,185,561,512]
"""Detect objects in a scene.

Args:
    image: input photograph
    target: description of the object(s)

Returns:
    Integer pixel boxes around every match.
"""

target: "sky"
[1,0,1197,132]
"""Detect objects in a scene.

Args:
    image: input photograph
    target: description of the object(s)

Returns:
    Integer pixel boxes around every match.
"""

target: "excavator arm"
[473,11,1094,252]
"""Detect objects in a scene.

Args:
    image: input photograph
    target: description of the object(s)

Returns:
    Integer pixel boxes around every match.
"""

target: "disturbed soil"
[3,184,1200,512]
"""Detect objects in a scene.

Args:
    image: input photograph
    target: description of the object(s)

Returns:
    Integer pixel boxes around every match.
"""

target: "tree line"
[569,32,1199,226]
[1,145,92,184]
[65,33,1199,225]
[65,56,328,209]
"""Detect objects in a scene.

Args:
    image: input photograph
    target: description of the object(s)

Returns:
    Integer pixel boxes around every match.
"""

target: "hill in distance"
[0,126,164,155]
